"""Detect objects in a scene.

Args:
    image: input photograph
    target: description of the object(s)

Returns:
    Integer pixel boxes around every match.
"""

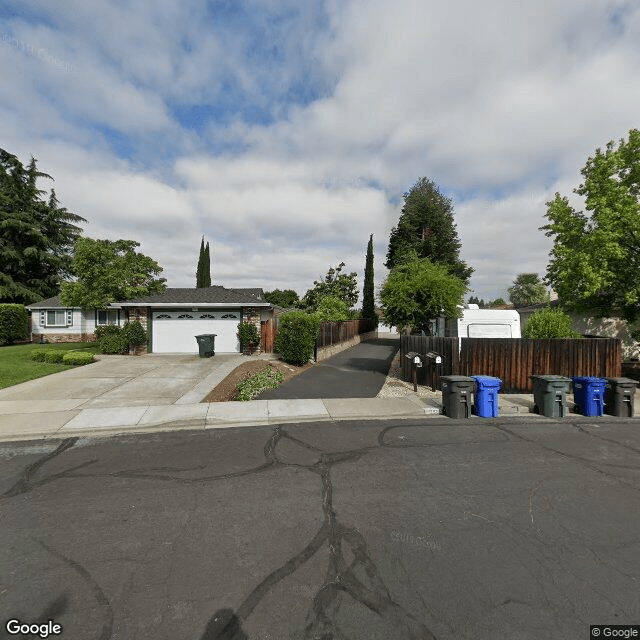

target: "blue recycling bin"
[571,376,606,416]
[471,375,502,418]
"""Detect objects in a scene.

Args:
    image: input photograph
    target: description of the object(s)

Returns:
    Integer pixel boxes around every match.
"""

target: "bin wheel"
[532,404,539,414]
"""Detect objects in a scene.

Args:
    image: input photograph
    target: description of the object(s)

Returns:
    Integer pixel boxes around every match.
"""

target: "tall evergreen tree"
[386,177,473,284]
[362,234,376,323]
[0,149,86,303]
[196,236,205,287]
[203,241,211,287]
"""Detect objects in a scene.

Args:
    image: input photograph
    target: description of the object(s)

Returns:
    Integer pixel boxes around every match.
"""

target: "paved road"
[259,338,398,399]
[1,417,639,640]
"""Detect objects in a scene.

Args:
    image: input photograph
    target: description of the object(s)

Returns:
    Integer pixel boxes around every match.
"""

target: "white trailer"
[450,304,521,338]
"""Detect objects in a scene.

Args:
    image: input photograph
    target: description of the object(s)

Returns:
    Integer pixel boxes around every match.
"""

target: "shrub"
[275,311,321,365]
[0,304,28,345]
[43,350,65,363]
[95,325,128,354]
[313,295,351,322]
[30,349,49,362]
[237,321,260,348]
[122,321,147,347]
[236,365,284,401]
[522,307,582,339]
[62,351,95,365]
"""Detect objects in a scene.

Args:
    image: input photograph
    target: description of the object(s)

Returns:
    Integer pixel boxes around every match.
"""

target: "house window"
[156,313,172,319]
[221,313,238,319]
[199,314,216,319]
[178,314,194,319]
[45,310,72,327]
[96,309,119,326]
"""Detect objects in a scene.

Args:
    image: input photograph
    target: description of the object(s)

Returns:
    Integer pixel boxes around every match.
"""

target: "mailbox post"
[424,351,443,391]
[405,351,424,392]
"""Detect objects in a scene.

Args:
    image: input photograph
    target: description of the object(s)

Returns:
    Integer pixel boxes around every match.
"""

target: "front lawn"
[0,342,102,390]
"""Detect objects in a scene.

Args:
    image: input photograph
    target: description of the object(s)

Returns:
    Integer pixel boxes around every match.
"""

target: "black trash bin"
[195,334,216,358]
[604,377,638,417]
[531,375,571,417]
[441,375,474,419]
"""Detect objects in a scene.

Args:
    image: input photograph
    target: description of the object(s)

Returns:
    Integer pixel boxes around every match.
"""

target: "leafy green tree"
[508,273,549,307]
[386,177,473,284]
[203,240,211,287]
[263,289,300,307]
[61,238,166,309]
[522,307,581,339]
[314,295,351,321]
[487,298,507,308]
[301,262,358,310]
[0,149,86,303]
[380,258,466,333]
[542,128,640,320]
[361,234,376,324]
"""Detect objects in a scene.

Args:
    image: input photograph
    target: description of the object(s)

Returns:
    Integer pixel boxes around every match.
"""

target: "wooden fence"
[261,317,375,353]
[316,318,375,349]
[401,335,621,393]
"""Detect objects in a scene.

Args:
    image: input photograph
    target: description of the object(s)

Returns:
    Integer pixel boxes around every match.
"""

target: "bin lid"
[571,376,606,384]
[531,375,571,382]
[470,375,502,387]
[441,375,474,382]
[606,377,638,386]
[195,334,217,338]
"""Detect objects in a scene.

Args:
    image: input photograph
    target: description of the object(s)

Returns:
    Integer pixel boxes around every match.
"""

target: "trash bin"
[604,377,638,417]
[531,375,572,417]
[441,376,474,419]
[195,334,216,358]
[471,376,501,417]
[571,376,606,416]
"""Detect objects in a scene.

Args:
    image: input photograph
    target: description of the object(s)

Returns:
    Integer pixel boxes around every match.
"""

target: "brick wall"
[32,333,97,343]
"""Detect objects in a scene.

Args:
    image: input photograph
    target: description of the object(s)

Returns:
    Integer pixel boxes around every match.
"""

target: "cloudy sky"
[1,0,639,305]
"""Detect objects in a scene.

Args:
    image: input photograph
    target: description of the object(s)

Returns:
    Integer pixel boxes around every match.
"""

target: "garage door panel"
[152,312,240,353]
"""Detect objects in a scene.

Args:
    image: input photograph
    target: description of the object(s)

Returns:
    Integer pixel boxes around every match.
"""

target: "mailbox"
[426,351,443,364]
[405,351,423,367]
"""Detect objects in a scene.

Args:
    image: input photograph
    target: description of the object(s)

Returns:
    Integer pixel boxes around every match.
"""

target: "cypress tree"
[203,241,211,287]
[362,234,376,323]
[196,236,205,287]
[386,177,473,285]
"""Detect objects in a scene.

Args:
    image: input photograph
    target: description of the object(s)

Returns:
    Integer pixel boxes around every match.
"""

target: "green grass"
[0,342,102,390]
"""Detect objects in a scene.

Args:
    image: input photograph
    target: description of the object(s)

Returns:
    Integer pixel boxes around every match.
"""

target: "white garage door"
[152,311,241,353]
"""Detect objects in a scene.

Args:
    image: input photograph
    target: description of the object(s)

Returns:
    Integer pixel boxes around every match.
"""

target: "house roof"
[117,286,268,307]
[26,287,270,310]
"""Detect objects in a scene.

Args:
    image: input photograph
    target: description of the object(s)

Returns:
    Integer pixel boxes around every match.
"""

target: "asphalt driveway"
[0,353,245,408]
[259,338,398,399]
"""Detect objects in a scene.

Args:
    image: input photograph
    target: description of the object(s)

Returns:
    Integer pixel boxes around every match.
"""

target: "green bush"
[43,350,65,363]
[0,304,28,345]
[274,311,321,365]
[62,351,95,365]
[122,321,147,347]
[95,325,128,354]
[237,321,260,348]
[236,366,285,401]
[30,349,49,362]
[522,307,582,339]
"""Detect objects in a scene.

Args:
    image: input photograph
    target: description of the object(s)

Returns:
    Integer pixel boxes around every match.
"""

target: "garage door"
[152,311,241,353]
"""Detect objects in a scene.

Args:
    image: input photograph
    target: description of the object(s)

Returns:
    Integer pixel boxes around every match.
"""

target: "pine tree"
[0,149,86,303]
[386,177,473,284]
[203,241,211,287]
[196,236,205,288]
[362,234,376,323]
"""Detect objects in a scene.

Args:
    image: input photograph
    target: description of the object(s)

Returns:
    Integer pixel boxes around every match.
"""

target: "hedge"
[274,311,321,365]
[62,351,95,365]
[0,304,28,345]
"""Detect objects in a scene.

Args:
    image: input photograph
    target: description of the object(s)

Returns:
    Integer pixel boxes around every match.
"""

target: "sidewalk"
[0,351,638,443]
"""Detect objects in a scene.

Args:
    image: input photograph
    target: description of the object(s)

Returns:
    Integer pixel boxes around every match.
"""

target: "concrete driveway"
[0,353,246,409]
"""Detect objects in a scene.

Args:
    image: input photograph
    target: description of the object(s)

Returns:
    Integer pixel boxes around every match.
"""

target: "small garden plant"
[236,365,284,401]
[237,321,260,352]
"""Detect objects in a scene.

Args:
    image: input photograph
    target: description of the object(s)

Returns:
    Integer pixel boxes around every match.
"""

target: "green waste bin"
[604,377,638,417]
[441,376,474,419]
[531,375,571,417]
[195,334,216,358]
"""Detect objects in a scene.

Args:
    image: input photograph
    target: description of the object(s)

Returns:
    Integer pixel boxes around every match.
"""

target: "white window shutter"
[66,309,73,326]
[40,311,45,326]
